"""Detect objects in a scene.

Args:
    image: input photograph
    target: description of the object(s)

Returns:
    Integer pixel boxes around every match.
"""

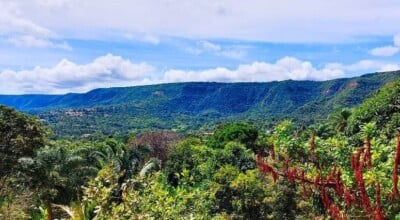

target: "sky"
[0,0,400,94]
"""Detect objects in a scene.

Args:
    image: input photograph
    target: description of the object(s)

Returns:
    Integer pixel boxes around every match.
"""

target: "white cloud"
[199,41,221,52]
[0,54,398,94]
[0,2,54,37]
[164,57,344,83]
[379,64,400,72]
[0,1,71,50]
[185,40,247,60]
[8,35,49,48]
[344,60,383,71]
[326,60,400,73]
[13,0,400,43]
[8,35,72,50]
[185,41,221,55]
[0,54,156,94]
[123,33,160,45]
[369,34,400,57]
[369,46,399,57]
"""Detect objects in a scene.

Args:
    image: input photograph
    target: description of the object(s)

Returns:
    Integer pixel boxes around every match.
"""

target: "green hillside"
[0,71,399,138]
[2,75,400,219]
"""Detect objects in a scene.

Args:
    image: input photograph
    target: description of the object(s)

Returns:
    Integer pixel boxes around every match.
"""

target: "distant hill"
[1,71,399,138]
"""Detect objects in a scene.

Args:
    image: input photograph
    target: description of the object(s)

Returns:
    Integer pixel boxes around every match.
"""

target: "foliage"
[2,73,400,219]
[0,106,47,219]
[0,105,47,178]
[164,137,215,186]
[82,165,121,219]
[207,123,259,151]
[347,78,400,140]
[211,166,272,219]
[215,141,256,171]
[1,71,399,138]
[127,130,181,164]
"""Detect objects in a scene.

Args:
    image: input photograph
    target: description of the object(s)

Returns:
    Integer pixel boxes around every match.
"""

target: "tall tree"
[0,105,47,182]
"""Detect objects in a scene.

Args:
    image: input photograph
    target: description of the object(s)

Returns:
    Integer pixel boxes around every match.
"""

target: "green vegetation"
[2,73,400,219]
[0,71,399,138]
[0,105,47,177]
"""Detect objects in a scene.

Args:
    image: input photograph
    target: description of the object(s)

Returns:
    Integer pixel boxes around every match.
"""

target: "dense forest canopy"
[1,76,400,219]
[0,71,399,139]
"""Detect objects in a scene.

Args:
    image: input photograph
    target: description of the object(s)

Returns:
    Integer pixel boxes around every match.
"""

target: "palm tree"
[20,145,98,220]
[329,108,352,134]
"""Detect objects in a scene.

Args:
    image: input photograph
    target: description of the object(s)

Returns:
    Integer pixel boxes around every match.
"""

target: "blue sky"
[0,0,400,94]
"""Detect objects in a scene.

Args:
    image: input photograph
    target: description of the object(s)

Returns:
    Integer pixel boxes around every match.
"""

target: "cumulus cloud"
[162,57,399,84]
[369,34,400,57]
[1,54,398,94]
[164,57,343,83]
[0,54,156,94]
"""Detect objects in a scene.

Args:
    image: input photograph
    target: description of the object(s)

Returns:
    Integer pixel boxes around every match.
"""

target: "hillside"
[0,70,399,138]
[3,73,400,219]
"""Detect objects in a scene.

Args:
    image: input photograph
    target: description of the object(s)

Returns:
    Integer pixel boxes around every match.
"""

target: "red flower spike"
[392,133,400,199]
[284,156,289,174]
[287,168,296,182]
[256,153,278,183]
[314,174,321,189]
[363,136,372,169]
[352,148,373,216]
[351,153,356,171]
[344,188,354,207]
[310,132,315,152]
[271,170,278,182]
[310,132,316,163]
[328,204,347,220]
[270,143,276,160]
[375,183,384,220]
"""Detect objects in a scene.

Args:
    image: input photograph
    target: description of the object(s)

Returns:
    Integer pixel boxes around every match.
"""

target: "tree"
[20,145,98,220]
[211,166,272,219]
[271,180,297,220]
[0,105,47,178]
[347,78,400,139]
[164,137,214,186]
[215,142,255,171]
[207,123,259,152]
[128,131,181,165]
[329,108,352,134]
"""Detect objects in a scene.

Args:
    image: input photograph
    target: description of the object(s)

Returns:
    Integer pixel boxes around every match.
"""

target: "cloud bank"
[1,54,398,95]
[0,54,156,94]
[164,57,343,82]
[3,0,400,43]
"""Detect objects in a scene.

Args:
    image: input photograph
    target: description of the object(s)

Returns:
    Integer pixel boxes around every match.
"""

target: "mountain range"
[1,71,399,138]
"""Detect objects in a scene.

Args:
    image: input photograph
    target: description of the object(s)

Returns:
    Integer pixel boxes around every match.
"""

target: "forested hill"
[0,70,399,137]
